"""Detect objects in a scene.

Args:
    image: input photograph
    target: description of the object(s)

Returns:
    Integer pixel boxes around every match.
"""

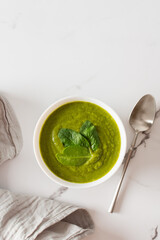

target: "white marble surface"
[0,0,160,239]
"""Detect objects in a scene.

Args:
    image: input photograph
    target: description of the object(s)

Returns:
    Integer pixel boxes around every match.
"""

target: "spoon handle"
[108,132,138,213]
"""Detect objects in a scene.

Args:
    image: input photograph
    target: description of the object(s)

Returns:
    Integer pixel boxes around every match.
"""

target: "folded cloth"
[0,95,23,165]
[0,95,94,240]
[0,189,94,240]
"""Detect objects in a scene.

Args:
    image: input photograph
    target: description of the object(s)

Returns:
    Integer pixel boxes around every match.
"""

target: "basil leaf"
[80,120,100,151]
[58,128,89,148]
[56,146,91,166]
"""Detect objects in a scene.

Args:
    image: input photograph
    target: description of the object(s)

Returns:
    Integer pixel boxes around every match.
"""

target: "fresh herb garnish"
[56,146,91,166]
[80,120,100,151]
[58,128,89,148]
[56,121,100,166]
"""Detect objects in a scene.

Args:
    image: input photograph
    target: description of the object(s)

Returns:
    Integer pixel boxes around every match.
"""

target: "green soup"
[39,101,121,183]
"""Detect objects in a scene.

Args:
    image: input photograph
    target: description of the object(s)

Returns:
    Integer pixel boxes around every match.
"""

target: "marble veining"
[151,226,158,240]
[0,12,21,30]
[49,186,68,200]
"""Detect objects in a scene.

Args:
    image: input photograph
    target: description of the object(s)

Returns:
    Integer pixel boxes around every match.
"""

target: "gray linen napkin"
[0,95,23,165]
[0,96,94,240]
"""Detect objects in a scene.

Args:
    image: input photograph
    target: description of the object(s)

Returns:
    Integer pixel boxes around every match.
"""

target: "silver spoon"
[108,94,156,213]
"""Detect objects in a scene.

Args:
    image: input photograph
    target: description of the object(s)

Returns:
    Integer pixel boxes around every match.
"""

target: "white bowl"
[33,96,127,188]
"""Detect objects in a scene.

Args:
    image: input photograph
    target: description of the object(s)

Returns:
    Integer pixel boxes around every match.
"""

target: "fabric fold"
[0,189,94,240]
[0,95,23,166]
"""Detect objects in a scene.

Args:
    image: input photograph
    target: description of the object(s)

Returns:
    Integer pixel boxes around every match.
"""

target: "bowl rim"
[33,96,127,188]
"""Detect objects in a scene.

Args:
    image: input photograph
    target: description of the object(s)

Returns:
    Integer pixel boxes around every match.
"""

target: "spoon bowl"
[129,94,156,132]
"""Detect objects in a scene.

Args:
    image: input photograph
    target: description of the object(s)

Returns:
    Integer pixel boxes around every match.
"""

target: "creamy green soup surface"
[39,101,121,183]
